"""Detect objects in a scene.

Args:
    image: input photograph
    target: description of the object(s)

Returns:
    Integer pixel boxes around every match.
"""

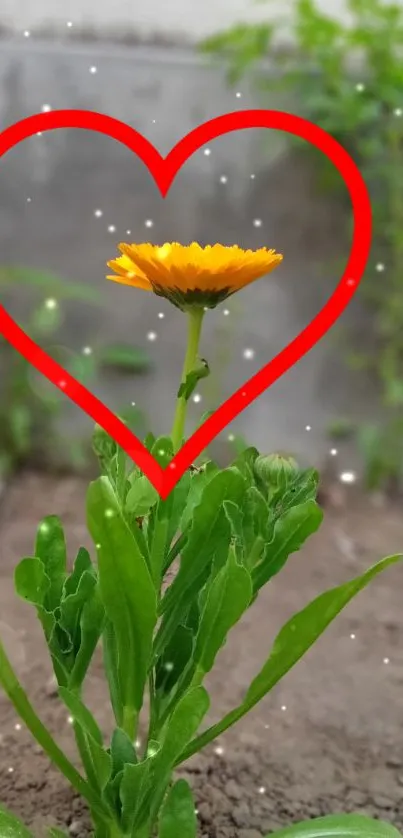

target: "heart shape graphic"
[0,109,372,498]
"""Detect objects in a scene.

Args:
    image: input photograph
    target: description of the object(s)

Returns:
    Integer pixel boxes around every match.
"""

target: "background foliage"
[202,0,403,493]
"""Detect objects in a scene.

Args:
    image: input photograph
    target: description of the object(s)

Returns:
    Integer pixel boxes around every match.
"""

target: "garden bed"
[0,472,402,838]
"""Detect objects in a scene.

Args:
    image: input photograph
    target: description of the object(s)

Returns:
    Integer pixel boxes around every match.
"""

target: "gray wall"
[0,0,399,41]
[0,40,376,467]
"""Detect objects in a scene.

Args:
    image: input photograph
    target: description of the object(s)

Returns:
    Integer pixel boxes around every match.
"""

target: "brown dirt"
[0,472,403,838]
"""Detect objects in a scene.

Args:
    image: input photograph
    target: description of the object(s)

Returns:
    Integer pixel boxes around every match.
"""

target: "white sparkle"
[258,786,266,794]
[376,262,385,272]
[82,346,92,355]
[45,298,58,310]
[243,348,255,360]
[59,380,67,389]
[14,723,22,731]
[158,312,165,319]
[383,657,390,665]
[214,746,224,756]
[135,738,141,749]
[330,448,338,456]
[394,108,402,116]
[126,229,132,235]
[104,509,114,519]
[193,393,202,403]
[250,174,255,179]
[164,661,174,672]
[131,401,136,406]
[23,30,30,37]
[145,219,154,228]
[41,104,51,112]
[204,148,211,156]
[67,715,74,725]
[253,218,262,227]
[355,83,365,92]
[219,175,228,184]
[89,66,97,74]
[39,522,49,533]
[340,470,356,484]
[26,197,32,202]
[152,119,156,124]
[94,208,103,218]
[7,767,14,774]
[236,91,242,98]
[281,704,287,711]
[107,224,116,233]
[223,308,230,316]
[37,132,42,137]
[305,424,311,431]
[66,21,73,27]
[350,633,356,640]
[147,331,157,341]
[96,543,101,550]
[228,433,235,442]
[264,724,270,729]
[147,744,158,756]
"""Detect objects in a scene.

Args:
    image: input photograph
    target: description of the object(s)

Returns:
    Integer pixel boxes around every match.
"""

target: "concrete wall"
[0,0,392,41]
[0,39,377,468]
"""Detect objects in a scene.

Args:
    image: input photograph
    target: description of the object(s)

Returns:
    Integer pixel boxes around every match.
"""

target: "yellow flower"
[106,242,283,310]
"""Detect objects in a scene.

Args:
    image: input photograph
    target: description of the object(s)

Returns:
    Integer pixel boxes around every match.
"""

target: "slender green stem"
[171,307,205,452]
[0,638,106,815]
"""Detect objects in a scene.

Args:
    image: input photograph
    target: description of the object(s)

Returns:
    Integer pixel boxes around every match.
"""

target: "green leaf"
[59,688,112,792]
[110,728,137,775]
[143,687,209,825]
[193,549,253,678]
[126,475,159,517]
[159,779,197,838]
[177,359,210,400]
[155,469,245,656]
[155,624,194,697]
[14,557,50,607]
[247,553,402,704]
[59,687,103,744]
[87,477,157,715]
[99,343,152,373]
[156,686,209,774]
[267,814,402,837]
[177,554,403,764]
[34,516,67,612]
[252,500,323,592]
[119,744,160,833]
[0,805,34,838]
[69,585,105,690]
[102,620,123,726]
[48,829,69,838]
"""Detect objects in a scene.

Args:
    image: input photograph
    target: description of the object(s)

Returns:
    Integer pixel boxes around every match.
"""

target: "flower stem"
[171,307,205,452]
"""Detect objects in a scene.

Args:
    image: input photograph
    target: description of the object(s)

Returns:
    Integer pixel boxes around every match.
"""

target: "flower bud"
[254,452,299,496]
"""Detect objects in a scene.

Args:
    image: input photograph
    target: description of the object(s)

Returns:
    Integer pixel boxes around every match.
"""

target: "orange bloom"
[107,242,283,310]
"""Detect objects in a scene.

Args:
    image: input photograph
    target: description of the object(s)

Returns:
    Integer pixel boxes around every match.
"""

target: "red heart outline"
[0,109,372,498]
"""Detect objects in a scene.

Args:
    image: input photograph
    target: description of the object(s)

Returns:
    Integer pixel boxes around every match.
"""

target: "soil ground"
[0,472,403,838]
